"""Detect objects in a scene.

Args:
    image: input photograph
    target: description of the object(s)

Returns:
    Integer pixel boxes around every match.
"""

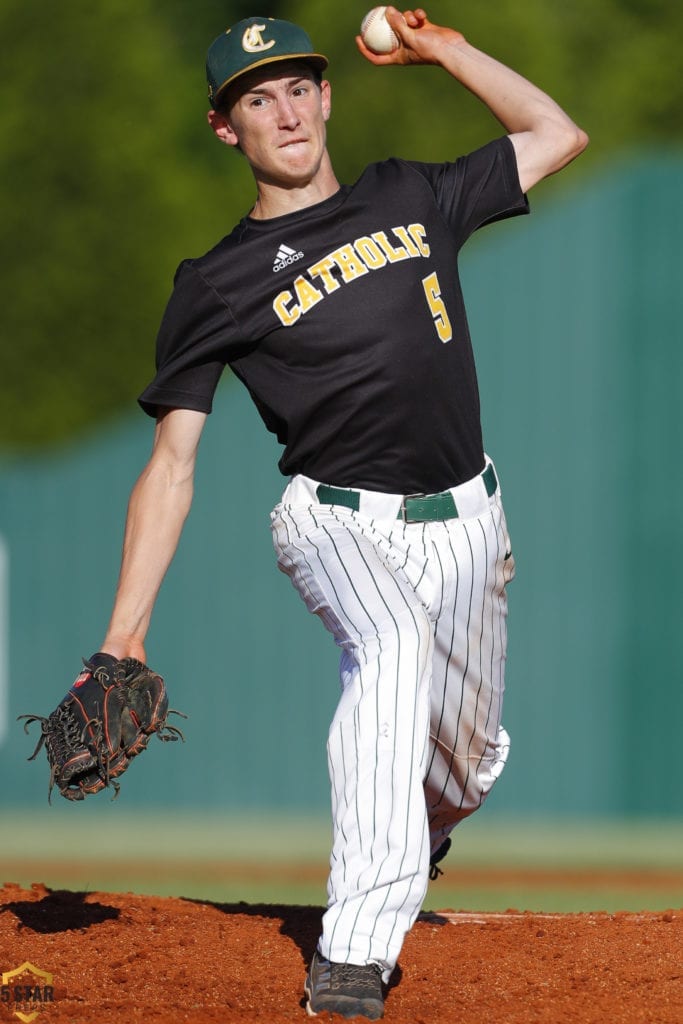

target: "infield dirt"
[0,882,680,1023]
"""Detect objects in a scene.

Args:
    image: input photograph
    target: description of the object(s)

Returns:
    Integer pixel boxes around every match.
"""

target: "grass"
[1,813,682,914]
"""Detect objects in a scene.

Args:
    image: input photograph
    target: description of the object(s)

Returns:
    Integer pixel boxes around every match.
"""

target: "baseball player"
[98,7,587,1018]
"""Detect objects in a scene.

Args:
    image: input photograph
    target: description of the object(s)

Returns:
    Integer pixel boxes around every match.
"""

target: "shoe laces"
[328,961,382,994]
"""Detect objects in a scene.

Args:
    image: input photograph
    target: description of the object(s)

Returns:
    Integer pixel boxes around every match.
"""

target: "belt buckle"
[399,492,426,524]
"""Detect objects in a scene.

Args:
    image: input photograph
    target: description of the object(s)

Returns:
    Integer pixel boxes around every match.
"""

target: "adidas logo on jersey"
[273,243,305,272]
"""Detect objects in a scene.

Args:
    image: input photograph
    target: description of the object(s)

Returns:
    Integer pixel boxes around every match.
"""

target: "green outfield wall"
[1,154,682,818]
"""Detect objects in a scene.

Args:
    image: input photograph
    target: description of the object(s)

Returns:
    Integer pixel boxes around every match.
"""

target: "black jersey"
[139,136,528,493]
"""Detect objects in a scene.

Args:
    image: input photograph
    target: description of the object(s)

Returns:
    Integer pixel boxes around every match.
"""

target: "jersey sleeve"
[408,136,529,249]
[138,260,245,417]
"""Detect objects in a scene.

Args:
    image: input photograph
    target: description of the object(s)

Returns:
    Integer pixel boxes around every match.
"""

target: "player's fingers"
[355,33,393,64]
[355,33,405,65]
[387,7,429,46]
[385,6,421,53]
[384,6,409,34]
[400,9,425,29]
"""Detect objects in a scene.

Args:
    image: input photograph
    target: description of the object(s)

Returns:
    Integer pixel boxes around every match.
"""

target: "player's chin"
[275,147,321,182]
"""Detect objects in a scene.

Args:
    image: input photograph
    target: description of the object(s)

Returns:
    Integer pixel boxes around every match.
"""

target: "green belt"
[316,464,498,523]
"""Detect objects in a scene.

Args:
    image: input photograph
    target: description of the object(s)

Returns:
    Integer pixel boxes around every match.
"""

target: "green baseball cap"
[207,16,328,109]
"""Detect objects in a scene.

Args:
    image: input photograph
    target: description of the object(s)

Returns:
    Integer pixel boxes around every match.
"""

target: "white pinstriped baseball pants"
[270,458,514,977]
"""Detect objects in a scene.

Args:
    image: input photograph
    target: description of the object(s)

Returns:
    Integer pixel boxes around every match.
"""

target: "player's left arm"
[357,7,589,192]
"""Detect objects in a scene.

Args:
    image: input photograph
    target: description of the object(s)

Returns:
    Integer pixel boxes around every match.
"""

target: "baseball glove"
[19,653,186,802]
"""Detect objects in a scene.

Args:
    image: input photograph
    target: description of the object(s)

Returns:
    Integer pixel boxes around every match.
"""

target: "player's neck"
[249,161,340,220]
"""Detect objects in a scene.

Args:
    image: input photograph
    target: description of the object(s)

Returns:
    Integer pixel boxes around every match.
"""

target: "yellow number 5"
[422,271,453,343]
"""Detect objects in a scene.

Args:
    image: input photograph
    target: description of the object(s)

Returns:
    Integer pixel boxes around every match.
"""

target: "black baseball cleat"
[305,950,384,1019]
[428,836,452,880]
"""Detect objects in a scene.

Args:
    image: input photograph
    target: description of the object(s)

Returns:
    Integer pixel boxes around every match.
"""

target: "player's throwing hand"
[356,7,465,66]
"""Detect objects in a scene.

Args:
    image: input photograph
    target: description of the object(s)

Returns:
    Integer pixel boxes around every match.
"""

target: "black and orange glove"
[19,653,186,801]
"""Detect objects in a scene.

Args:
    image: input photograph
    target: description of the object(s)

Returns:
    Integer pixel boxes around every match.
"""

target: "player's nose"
[277,97,301,129]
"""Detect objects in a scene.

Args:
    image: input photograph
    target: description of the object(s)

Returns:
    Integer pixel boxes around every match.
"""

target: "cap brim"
[212,52,328,107]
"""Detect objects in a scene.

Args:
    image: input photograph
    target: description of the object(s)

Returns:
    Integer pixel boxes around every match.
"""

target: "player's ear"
[320,78,332,122]
[207,108,240,148]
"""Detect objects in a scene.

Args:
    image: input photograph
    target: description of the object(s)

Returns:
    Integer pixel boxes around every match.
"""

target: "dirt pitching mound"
[0,883,680,1023]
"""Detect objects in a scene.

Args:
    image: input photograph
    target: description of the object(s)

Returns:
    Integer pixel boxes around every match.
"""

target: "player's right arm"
[358,7,588,193]
[101,406,207,663]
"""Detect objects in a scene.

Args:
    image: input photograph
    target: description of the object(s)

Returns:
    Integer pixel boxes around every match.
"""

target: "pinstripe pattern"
[270,470,514,977]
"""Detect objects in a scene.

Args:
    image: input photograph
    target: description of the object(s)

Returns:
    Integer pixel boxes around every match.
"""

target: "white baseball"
[360,7,400,54]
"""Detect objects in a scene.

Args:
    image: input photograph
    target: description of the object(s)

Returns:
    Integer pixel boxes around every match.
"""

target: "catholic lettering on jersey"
[139,137,529,493]
[272,224,433,329]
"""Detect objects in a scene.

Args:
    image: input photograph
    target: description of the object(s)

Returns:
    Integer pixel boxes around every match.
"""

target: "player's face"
[211,64,332,189]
